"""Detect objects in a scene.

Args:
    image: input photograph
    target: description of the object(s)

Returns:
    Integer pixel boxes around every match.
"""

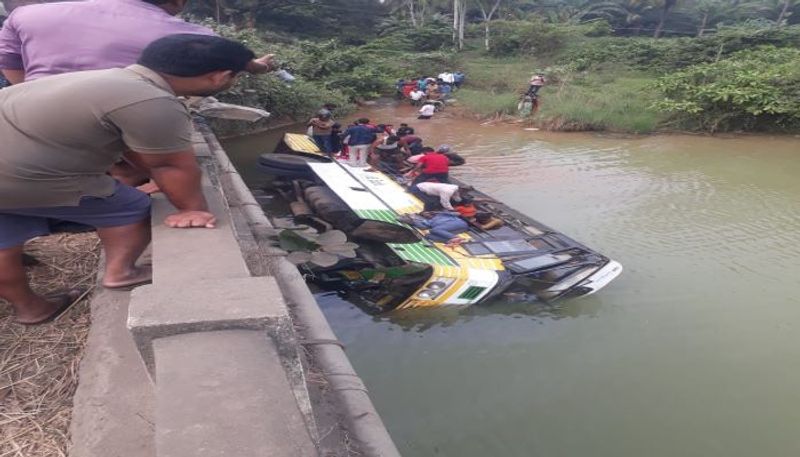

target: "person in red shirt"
[408,146,450,184]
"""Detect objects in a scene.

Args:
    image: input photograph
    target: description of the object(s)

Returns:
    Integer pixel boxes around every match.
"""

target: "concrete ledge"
[128,276,287,376]
[154,330,317,457]
[149,187,250,285]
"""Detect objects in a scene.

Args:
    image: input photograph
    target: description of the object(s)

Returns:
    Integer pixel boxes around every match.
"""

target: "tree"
[653,0,678,37]
[475,0,503,51]
[453,0,467,49]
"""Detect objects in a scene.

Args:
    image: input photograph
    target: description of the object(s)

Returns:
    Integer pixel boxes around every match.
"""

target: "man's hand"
[245,54,277,74]
[164,211,216,229]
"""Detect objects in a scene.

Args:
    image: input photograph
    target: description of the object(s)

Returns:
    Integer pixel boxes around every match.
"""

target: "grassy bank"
[456,55,663,133]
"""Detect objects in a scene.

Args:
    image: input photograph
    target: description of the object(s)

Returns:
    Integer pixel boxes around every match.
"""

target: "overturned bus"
[257,133,622,314]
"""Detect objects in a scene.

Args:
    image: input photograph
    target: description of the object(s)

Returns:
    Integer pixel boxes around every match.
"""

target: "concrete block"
[149,187,250,285]
[70,287,156,457]
[154,330,318,457]
[128,276,288,376]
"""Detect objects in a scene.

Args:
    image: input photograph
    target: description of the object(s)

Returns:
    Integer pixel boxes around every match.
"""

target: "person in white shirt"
[438,72,455,84]
[418,102,435,119]
[412,182,461,211]
[409,88,425,106]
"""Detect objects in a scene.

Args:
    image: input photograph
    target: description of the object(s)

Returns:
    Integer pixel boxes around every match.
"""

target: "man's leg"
[0,245,69,323]
[97,218,152,288]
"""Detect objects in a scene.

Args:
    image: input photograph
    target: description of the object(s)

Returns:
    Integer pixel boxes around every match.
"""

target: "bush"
[485,20,572,57]
[561,24,800,72]
[652,46,800,131]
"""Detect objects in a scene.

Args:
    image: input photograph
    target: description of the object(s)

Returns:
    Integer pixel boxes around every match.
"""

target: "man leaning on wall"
[0,34,254,325]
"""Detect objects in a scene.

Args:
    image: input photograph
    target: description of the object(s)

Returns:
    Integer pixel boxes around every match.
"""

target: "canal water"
[223,102,800,457]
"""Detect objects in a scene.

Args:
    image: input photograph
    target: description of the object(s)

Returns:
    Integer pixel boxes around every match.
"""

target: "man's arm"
[245,54,277,74]
[1,68,23,84]
[0,13,25,84]
[440,190,454,211]
[124,149,215,228]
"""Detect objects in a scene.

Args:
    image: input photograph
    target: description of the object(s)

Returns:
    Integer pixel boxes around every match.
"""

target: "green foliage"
[561,24,800,71]
[486,20,572,56]
[652,46,800,131]
[369,19,453,52]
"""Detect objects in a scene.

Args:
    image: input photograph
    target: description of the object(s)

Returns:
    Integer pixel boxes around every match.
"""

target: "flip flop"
[102,277,152,291]
[102,266,153,291]
[18,288,88,326]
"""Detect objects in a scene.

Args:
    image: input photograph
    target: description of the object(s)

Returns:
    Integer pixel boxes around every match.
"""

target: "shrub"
[652,46,800,131]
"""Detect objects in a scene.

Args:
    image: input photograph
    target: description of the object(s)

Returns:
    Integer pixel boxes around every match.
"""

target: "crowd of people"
[396,71,465,120]
[303,114,503,247]
[0,0,281,325]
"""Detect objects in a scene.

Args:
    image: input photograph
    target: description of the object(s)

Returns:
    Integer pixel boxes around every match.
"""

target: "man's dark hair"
[138,34,255,77]
[386,135,400,144]
[422,147,435,153]
[357,118,370,125]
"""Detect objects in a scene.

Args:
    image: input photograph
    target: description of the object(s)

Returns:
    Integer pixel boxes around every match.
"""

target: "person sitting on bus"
[472,212,504,231]
[408,146,449,184]
[405,211,468,246]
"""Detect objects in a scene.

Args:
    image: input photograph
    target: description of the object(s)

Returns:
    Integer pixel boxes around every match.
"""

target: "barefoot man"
[0,34,254,324]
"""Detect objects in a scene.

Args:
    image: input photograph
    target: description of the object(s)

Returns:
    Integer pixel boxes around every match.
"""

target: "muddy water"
[223,103,800,457]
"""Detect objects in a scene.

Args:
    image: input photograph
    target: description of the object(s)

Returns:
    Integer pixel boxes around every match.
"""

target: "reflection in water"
[320,292,602,334]
[224,102,800,457]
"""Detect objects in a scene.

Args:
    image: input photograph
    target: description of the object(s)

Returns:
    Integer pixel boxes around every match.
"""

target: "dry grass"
[0,233,101,457]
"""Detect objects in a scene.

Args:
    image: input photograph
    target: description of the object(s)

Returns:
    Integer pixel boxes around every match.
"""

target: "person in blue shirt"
[417,77,428,92]
[439,83,452,98]
[343,118,379,167]
[405,211,468,246]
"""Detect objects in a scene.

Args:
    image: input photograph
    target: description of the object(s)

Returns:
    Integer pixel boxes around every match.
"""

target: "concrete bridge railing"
[125,126,401,457]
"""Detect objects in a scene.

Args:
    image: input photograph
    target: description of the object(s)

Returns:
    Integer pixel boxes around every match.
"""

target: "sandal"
[18,288,88,325]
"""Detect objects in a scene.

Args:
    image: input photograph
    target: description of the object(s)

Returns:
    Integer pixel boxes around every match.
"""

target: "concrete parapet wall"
[126,129,319,456]
[198,125,402,457]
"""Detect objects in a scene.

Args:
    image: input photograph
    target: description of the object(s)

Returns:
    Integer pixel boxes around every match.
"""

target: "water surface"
[223,103,800,457]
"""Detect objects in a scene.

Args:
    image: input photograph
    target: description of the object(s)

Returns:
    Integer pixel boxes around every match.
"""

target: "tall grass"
[538,74,664,133]
[456,53,664,133]
[456,89,520,117]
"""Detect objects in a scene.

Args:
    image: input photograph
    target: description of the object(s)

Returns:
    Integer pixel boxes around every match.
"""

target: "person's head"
[138,34,255,96]
[421,147,435,154]
[475,212,493,224]
[400,123,409,128]
[436,144,451,153]
[357,118,370,125]
[317,109,331,120]
[142,0,189,16]
[332,122,341,130]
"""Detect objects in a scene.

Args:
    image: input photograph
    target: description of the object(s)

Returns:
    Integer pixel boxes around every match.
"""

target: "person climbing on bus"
[307,109,335,155]
[407,146,449,184]
[411,181,461,211]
